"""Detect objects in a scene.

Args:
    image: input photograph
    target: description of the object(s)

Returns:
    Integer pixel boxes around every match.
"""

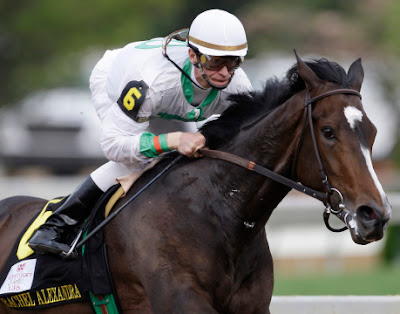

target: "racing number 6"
[123,87,142,111]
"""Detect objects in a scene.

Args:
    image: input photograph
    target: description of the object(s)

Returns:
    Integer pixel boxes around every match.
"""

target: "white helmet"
[188,9,248,57]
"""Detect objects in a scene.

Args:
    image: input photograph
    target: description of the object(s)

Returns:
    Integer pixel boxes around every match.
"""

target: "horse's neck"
[230,94,304,173]
[220,95,305,225]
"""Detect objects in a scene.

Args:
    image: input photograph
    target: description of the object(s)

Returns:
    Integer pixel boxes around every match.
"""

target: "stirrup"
[60,230,82,260]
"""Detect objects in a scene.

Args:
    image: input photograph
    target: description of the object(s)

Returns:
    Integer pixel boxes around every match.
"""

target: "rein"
[199,149,328,202]
[200,88,362,233]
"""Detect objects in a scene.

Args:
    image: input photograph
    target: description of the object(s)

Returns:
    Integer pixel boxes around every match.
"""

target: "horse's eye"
[321,127,335,139]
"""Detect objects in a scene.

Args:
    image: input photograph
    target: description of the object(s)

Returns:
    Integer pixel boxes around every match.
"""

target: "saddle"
[0,184,123,312]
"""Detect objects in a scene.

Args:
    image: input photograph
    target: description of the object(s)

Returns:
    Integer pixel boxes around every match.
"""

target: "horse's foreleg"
[230,263,273,314]
[229,233,274,314]
[150,286,218,314]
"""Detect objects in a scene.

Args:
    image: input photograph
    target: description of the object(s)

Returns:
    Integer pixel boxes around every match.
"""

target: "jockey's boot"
[28,175,103,257]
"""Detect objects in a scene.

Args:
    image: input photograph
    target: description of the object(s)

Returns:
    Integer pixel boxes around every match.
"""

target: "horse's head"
[294,53,391,245]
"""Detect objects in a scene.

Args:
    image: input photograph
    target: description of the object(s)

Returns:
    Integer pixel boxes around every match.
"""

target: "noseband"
[200,88,362,233]
[294,88,362,232]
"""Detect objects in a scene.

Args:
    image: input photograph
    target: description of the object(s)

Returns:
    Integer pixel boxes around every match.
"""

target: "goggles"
[197,54,242,72]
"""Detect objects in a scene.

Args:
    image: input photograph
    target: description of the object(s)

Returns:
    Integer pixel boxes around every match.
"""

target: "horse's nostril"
[357,205,378,222]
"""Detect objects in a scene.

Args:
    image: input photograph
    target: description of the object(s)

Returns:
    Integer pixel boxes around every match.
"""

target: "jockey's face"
[189,48,236,89]
[200,65,233,88]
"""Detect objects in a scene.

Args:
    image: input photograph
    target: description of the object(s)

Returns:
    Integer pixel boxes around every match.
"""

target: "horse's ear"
[347,58,364,92]
[294,50,324,91]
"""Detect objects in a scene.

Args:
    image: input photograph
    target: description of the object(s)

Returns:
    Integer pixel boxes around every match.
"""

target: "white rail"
[270,296,400,314]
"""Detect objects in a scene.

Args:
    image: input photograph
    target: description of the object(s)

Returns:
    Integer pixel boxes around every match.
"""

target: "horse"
[0,53,391,313]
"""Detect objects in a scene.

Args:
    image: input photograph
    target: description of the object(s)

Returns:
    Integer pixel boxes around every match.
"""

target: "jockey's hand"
[167,132,206,158]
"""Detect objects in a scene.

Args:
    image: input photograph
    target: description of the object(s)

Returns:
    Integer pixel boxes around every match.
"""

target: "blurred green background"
[1,0,400,295]
[2,0,400,163]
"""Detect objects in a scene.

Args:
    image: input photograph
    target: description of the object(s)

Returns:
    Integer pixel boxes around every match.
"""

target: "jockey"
[28,9,253,257]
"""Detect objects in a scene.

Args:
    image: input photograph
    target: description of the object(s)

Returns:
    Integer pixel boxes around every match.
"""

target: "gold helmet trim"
[188,35,247,52]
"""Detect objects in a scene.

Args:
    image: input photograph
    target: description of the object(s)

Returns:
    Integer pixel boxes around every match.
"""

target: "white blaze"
[361,145,391,215]
[344,106,363,129]
[344,106,391,216]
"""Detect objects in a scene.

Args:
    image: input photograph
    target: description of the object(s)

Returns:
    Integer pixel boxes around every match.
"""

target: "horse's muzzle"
[349,204,391,244]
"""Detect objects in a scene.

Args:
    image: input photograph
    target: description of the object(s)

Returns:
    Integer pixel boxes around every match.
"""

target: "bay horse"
[0,53,391,313]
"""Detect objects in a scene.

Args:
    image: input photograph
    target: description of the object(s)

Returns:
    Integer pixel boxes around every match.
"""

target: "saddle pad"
[0,184,121,311]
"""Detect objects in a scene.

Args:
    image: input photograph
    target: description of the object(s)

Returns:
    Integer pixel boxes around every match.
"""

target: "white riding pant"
[90,161,146,192]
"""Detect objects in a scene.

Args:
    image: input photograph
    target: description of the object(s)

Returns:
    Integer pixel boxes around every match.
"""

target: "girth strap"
[199,148,328,203]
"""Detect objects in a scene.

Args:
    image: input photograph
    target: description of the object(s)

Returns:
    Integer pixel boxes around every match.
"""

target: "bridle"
[294,88,362,232]
[200,87,362,233]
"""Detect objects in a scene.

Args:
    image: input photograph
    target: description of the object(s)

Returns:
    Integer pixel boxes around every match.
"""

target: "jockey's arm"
[100,103,206,163]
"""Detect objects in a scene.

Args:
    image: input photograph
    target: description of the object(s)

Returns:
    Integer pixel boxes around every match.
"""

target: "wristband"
[153,134,170,154]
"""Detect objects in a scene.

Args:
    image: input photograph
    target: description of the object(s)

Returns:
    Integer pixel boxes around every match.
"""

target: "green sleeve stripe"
[140,132,160,157]
[158,134,171,152]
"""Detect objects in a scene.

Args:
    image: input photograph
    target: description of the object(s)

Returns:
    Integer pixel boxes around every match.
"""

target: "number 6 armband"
[117,80,149,121]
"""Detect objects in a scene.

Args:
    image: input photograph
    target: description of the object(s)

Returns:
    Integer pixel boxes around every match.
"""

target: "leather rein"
[199,88,362,232]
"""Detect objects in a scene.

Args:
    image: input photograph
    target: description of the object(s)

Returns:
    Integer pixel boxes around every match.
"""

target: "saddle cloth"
[0,184,121,311]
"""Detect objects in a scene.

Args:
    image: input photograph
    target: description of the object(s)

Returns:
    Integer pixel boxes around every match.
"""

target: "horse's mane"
[200,58,350,149]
